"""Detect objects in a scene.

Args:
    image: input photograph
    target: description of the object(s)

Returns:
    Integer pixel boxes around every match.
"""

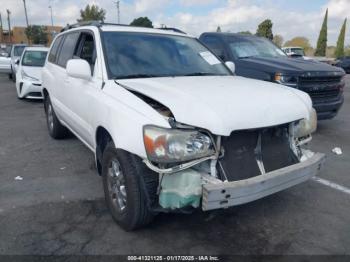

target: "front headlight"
[21,70,39,82]
[143,125,215,163]
[275,73,298,86]
[294,108,317,138]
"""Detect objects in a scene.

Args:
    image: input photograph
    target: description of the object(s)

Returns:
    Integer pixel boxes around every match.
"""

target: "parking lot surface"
[0,74,350,255]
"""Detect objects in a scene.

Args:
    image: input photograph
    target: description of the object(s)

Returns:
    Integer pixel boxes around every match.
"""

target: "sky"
[0,0,349,46]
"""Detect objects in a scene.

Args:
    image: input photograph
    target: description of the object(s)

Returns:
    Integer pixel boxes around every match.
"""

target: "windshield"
[14,46,26,57]
[291,48,305,56]
[22,51,48,67]
[102,32,230,79]
[228,37,287,59]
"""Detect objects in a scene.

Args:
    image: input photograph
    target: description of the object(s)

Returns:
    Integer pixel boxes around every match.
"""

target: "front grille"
[298,76,342,102]
[219,125,298,182]
[27,92,42,97]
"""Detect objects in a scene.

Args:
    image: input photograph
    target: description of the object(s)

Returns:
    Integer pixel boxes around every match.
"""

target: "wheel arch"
[95,126,114,175]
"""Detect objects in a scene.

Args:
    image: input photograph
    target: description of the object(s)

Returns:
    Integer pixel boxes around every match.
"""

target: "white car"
[0,54,11,74]
[9,44,27,82]
[15,47,48,99]
[42,23,325,230]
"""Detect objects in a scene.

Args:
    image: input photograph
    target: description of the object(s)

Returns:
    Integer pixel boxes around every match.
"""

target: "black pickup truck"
[199,33,345,120]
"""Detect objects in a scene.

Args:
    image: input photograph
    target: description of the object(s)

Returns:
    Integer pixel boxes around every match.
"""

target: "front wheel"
[102,143,158,231]
[44,95,68,139]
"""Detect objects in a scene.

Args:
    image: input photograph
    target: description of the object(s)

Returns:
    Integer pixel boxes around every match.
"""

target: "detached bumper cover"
[202,153,325,211]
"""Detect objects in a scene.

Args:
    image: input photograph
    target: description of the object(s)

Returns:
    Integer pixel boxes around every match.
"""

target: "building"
[0,25,62,46]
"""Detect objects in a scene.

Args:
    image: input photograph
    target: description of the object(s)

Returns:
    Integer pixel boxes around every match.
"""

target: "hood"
[118,76,312,136]
[238,56,344,75]
[21,66,43,81]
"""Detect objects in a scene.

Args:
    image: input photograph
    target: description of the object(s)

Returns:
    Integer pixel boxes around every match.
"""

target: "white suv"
[42,22,325,230]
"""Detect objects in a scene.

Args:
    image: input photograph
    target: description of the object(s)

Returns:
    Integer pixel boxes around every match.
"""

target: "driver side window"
[74,32,96,75]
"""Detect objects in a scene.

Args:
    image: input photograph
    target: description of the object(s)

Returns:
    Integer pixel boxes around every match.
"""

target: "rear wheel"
[44,95,68,139]
[8,73,12,80]
[102,143,158,231]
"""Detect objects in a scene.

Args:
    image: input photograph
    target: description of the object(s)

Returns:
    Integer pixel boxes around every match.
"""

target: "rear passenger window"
[48,36,63,63]
[57,32,80,68]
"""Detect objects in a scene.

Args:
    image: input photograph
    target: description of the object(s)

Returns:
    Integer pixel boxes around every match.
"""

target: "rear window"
[22,51,48,67]
[14,46,26,57]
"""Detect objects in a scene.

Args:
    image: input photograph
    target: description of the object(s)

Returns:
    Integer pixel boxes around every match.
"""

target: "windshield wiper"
[182,72,219,76]
[238,55,256,59]
[116,74,160,80]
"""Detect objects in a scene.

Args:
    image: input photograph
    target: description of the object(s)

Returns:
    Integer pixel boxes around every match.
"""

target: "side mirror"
[15,59,20,65]
[225,61,235,74]
[66,59,91,81]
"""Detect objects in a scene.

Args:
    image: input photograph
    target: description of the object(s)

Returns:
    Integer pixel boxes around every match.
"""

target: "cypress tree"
[256,19,273,40]
[315,9,328,56]
[335,19,347,58]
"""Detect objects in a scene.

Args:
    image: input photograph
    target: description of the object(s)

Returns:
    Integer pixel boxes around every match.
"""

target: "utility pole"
[49,5,54,27]
[22,0,30,44]
[49,5,54,42]
[0,12,3,43]
[6,9,11,43]
[23,0,29,27]
[114,1,120,24]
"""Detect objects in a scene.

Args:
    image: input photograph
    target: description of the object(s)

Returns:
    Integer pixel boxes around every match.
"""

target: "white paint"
[120,75,313,136]
[313,177,350,195]
[14,176,23,181]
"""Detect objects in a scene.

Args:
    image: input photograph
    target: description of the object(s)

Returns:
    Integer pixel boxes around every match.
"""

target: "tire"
[102,143,158,231]
[8,73,12,80]
[12,72,16,83]
[44,95,68,139]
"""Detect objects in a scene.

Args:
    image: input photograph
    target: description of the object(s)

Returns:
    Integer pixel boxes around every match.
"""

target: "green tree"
[315,9,328,57]
[273,34,284,47]
[284,37,312,51]
[335,18,347,58]
[237,31,252,35]
[256,19,273,40]
[130,17,153,28]
[25,25,48,45]
[78,4,106,22]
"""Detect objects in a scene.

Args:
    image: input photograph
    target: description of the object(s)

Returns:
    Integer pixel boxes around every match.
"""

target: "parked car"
[335,56,350,74]
[15,47,49,99]
[9,44,27,82]
[199,33,345,120]
[282,46,305,57]
[0,53,11,74]
[42,22,325,230]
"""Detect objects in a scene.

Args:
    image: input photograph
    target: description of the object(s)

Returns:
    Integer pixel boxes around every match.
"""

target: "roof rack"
[60,21,132,32]
[60,21,187,35]
[156,27,186,34]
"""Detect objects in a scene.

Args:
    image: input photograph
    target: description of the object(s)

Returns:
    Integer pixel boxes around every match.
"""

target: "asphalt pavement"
[0,74,350,256]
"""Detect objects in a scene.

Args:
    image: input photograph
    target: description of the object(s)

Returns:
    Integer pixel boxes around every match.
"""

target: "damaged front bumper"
[202,152,325,211]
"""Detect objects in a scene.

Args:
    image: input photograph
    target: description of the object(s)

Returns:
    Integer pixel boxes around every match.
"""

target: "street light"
[49,5,54,27]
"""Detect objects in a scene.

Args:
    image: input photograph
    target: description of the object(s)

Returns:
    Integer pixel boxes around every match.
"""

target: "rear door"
[52,32,80,130]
